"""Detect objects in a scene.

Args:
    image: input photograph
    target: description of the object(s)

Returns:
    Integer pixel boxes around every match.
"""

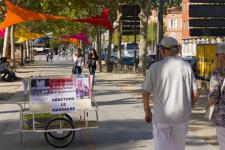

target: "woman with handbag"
[72,48,83,74]
[208,43,225,150]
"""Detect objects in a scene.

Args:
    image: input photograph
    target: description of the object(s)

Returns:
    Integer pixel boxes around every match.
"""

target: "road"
[0,61,219,150]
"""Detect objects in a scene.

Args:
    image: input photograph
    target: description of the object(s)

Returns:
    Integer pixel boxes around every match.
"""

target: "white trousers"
[216,126,225,150]
[153,122,188,150]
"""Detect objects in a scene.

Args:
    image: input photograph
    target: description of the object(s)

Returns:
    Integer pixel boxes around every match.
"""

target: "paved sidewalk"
[96,70,219,149]
[0,62,220,149]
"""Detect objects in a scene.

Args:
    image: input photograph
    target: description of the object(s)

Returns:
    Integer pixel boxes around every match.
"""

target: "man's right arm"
[142,91,152,123]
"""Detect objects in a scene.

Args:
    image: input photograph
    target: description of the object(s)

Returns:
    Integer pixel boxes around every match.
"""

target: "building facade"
[149,8,183,44]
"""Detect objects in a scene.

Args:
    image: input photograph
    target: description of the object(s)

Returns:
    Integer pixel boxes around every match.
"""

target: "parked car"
[122,42,139,58]
[122,57,139,66]
[146,55,156,68]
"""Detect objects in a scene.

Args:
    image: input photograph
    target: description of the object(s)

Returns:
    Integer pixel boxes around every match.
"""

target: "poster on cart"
[49,77,76,114]
[30,78,51,103]
[30,76,77,114]
[29,75,92,112]
[74,74,91,98]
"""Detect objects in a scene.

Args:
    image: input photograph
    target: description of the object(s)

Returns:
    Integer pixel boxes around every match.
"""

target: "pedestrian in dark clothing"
[49,52,53,62]
[0,57,20,82]
[87,49,99,75]
[87,48,99,89]
[46,53,49,62]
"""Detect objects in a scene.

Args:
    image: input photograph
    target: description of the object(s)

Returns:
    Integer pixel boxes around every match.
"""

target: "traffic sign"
[189,19,225,27]
[189,5,225,17]
[122,5,140,17]
[188,2,225,36]
[190,28,225,36]
[121,5,140,36]
[122,31,140,35]
[190,0,225,3]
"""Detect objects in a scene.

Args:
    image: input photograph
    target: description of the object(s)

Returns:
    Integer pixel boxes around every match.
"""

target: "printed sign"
[51,93,76,114]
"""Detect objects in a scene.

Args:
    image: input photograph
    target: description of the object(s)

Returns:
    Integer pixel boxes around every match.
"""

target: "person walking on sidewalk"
[72,48,83,74]
[87,48,99,76]
[142,37,199,150]
[87,48,99,89]
[207,43,225,150]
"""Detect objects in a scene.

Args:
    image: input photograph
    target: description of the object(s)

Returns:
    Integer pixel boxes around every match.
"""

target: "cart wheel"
[44,118,75,148]
[65,113,73,121]
[48,114,74,140]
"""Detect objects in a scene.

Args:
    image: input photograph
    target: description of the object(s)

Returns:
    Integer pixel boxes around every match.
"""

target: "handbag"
[205,105,215,121]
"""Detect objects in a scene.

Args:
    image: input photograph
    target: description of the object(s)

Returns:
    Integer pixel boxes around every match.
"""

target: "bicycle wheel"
[44,118,75,148]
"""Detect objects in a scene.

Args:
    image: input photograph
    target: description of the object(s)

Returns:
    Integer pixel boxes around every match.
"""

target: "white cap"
[160,37,179,50]
[217,43,225,54]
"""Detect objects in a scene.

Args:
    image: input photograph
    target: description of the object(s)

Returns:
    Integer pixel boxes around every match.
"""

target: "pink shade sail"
[63,32,91,45]
[0,29,5,38]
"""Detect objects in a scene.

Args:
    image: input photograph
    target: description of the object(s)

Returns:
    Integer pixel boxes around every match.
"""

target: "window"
[170,19,177,28]
[127,43,139,49]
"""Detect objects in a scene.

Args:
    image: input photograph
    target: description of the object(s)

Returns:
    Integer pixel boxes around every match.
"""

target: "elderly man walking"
[142,37,199,150]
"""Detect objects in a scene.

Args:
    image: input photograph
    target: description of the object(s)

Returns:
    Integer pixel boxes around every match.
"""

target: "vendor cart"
[0,74,98,148]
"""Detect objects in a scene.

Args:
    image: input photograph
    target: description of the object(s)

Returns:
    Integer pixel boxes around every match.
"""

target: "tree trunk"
[116,7,123,70]
[29,41,32,62]
[99,28,102,72]
[137,0,152,75]
[2,27,10,57]
[139,11,148,74]
[25,41,28,63]
[10,26,16,68]
[96,27,102,72]
[20,44,24,65]
[107,29,113,72]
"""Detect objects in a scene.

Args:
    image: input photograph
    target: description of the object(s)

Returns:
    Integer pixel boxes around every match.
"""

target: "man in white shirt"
[142,37,199,150]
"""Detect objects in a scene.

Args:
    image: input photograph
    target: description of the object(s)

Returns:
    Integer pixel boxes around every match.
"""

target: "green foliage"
[0,0,109,47]
[147,22,157,44]
[0,0,182,49]
[112,31,140,44]
[152,0,182,14]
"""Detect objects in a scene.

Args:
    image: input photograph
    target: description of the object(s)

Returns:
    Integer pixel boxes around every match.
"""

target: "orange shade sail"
[62,38,80,47]
[0,0,68,30]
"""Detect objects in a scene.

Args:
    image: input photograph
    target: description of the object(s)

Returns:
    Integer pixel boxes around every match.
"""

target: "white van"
[122,42,139,58]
